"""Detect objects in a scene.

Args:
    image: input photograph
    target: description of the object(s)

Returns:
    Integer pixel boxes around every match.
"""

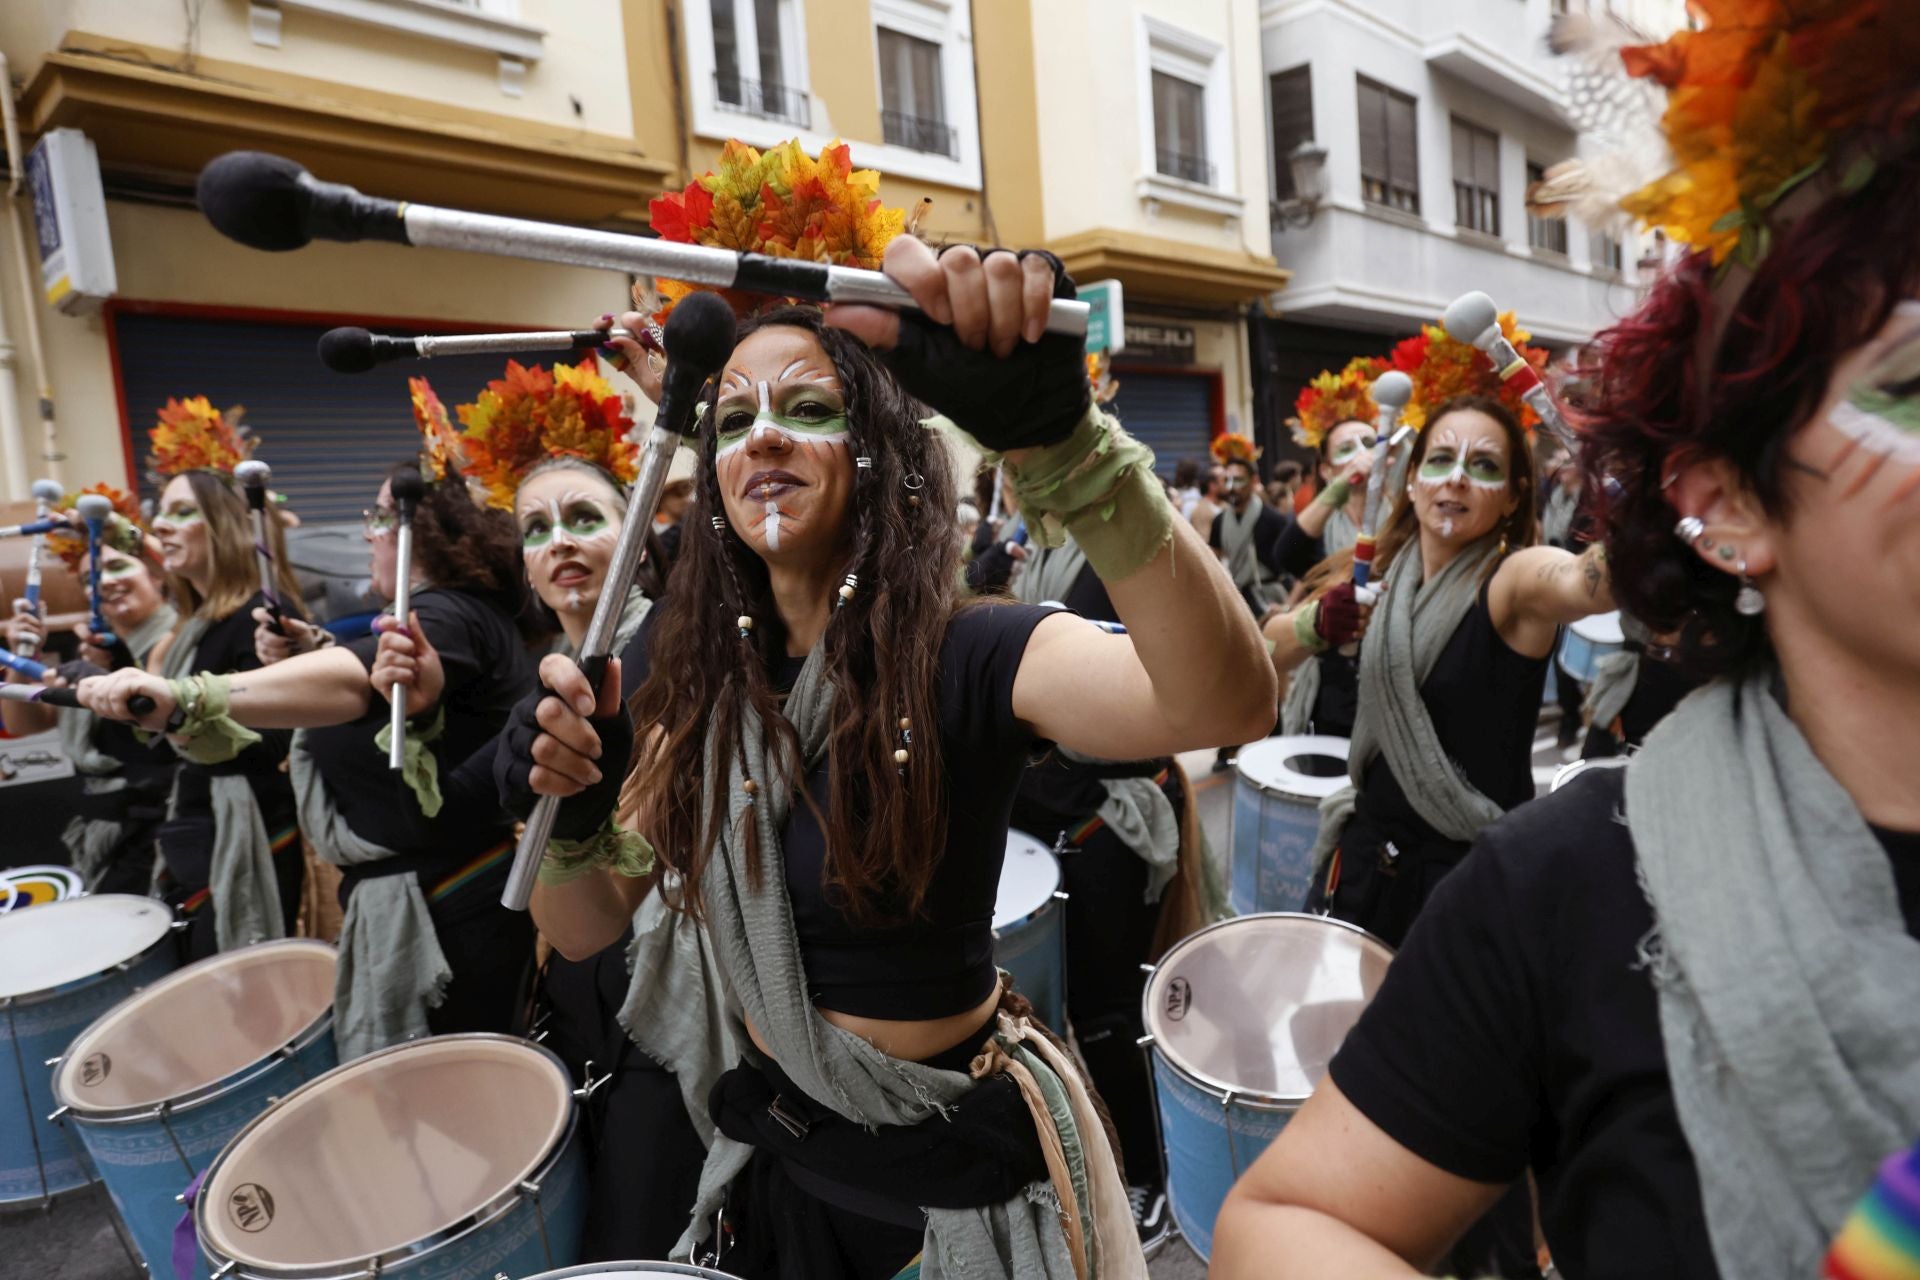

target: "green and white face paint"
[1828,301,1920,495]
[1414,420,1511,540]
[516,467,624,616]
[714,353,852,555]
[1326,422,1378,470]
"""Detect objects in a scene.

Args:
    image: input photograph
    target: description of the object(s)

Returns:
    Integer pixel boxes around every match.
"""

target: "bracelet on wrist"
[1293,602,1330,654]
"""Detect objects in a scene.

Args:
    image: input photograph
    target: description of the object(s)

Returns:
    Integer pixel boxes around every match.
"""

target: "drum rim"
[193,1032,580,1280]
[0,895,176,1006]
[1233,735,1351,802]
[517,1266,743,1280]
[1140,911,1393,1108]
[53,939,338,1122]
[1548,754,1632,793]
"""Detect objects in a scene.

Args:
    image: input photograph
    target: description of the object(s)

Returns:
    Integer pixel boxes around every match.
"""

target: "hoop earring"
[1674,515,1705,547]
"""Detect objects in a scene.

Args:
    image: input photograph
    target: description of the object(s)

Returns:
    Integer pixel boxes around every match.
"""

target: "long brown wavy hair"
[628,306,959,925]
[164,470,305,623]
[391,461,541,640]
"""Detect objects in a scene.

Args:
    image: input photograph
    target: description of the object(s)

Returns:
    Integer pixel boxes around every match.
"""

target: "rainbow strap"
[1825,1143,1920,1280]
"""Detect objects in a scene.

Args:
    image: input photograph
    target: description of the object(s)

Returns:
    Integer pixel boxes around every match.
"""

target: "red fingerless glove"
[1315,581,1367,648]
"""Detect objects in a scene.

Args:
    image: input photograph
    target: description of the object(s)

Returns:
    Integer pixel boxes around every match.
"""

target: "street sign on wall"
[1077,279,1125,355]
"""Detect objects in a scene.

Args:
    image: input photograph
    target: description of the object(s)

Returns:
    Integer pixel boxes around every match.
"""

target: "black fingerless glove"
[57,659,109,685]
[879,249,1090,453]
[494,683,635,841]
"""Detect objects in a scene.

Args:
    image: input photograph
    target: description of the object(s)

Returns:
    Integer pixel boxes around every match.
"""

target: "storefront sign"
[1077,279,1125,354]
[1122,321,1197,365]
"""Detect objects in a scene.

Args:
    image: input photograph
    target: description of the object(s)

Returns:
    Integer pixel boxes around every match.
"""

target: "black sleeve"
[1207,512,1223,552]
[1326,791,1582,1184]
[439,728,505,815]
[1276,515,1327,581]
[938,603,1057,758]
[1256,507,1292,578]
[969,519,996,560]
[193,599,293,774]
[965,540,1017,595]
[1060,564,1117,625]
[343,591,492,692]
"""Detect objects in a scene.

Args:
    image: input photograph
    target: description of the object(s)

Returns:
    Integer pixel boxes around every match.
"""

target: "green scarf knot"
[142,672,261,765]
[373,705,446,817]
[541,815,656,885]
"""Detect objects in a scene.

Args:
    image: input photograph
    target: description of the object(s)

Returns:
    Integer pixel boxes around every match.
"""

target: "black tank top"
[1350,580,1548,858]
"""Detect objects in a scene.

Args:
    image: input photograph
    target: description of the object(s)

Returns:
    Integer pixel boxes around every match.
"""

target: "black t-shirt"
[1330,767,1920,1280]
[161,594,298,882]
[626,600,1056,1019]
[1347,581,1548,858]
[301,588,535,864]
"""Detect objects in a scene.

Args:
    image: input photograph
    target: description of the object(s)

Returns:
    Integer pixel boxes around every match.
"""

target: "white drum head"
[1550,755,1631,793]
[1570,610,1625,645]
[1144,913,1391,1103]
[200,1036,573,1270]
[0,895,172,999]
[994,832,1060,929]
[1235,736,1350,802]
[58,940,336,1114]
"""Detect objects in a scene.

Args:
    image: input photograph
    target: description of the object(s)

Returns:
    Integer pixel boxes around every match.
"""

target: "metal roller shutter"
[1107,371,1218,480]
[113,310,600,522]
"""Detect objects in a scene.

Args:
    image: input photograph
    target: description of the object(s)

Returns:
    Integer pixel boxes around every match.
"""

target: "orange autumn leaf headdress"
[1390,312,1547,432]
[646,138,908,322]
[409,376,466,485]
[147,396,254,481]
[1289,355,1389,451]
[457,360,639,510]
[1210,432,1261,468]
[1535,2,1920,269]
[46,483,145,575]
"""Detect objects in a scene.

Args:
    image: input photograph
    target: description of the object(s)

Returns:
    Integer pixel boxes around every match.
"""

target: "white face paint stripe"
[1415,461,1509,492]
[763,500,781,551]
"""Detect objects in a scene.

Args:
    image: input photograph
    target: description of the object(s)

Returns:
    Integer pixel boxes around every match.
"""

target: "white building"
[1248,0,1692,456]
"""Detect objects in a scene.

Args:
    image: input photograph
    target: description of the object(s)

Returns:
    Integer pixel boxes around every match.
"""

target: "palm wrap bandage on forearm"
[994,405,1174,582]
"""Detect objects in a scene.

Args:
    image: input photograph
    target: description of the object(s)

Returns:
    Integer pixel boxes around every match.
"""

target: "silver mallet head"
[1371,370,1414,411]
[30,479,63,504]
[1443,291,1502,351]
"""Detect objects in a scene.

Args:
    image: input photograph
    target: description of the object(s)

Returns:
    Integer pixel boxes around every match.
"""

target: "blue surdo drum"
[993,830,1068,1033]
[194,1034,587,1280]
[1142,913,1392,1261]
[1230,736,1350,916]
[53,940,339,1279]
[1,894,177,1205]
[1556,609,1625,684]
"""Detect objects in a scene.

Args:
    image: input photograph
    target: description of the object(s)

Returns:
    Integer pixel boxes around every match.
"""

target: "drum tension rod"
[572,1059,613,1102]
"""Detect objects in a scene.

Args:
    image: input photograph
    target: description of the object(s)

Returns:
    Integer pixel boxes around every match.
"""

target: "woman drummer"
[373,356,706,1259]
[497,146,1274,1276]
[133,400,308,959]
[80,385,538,1055]
[1213,10,1920,1274]
[2,487,178,895]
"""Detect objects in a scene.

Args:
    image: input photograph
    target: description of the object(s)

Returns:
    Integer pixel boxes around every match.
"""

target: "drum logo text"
[79,1052,110,1087]
[1166,976,1192,1021]
[228,1183,276,1233]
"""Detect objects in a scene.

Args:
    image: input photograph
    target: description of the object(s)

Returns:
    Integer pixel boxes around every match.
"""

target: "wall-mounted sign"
[1077,279,1125,355]
[26,128,117,315]
[1122,321,1196,365]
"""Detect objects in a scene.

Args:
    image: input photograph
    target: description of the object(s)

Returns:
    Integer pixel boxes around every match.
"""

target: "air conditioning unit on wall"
[25,128,118,315]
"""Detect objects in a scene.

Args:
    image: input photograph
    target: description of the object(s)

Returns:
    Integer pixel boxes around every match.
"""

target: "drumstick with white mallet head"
[386,464,426,771]
[1442,291,1577,456]
[195,151,1089,337]
[17,479,65,660]
[74,494,125,659]
[1352,371,1415,602]
[233,460,288,636]
[498,290,739,913]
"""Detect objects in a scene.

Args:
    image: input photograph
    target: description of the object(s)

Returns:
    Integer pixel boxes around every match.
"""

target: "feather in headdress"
[457,360,639,510]
[1210,432,1261,467]
[1527,12,1671,229]
[46,483,144,575]
[146,397,254,481]
[1289,356,1388,451]
[1391,312,1547,432]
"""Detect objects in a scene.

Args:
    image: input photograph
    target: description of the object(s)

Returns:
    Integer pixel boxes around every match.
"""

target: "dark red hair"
[1574,140,1920,676]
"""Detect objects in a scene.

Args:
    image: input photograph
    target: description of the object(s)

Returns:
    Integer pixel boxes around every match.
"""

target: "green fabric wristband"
[1293,602,1329,653]
[373,705,447,818]
[995,405,1175,583]
[147,672,262,765]
[1315,477,1351,511]
[541,815,657,886]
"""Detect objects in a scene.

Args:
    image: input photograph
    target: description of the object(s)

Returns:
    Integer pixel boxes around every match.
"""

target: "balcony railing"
[1453,181,1500,238]
[1154,147,1216,187]
[714,73,812,128]
[882,109,958,158]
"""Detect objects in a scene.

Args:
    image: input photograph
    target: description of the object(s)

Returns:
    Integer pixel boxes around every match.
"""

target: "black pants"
[1306,825,1468,951]
[1059,825,1164,1188]
[91,823,158,896]
[538,938,708,1260]
[162,826,305,964]
[417,858,535,1038]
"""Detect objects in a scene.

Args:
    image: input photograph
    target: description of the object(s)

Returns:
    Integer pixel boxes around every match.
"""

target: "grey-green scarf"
[1012,542,1180,898]
[1219,496,1283,610]
[160,613,285,951]
[1321,503,1360,556]
[1584,611,1653,731]
[288,732,449,1061]
[668,646,1093,1277]
[60,604,179,887]
[1625,672,1920,1278]
[1307,539,1504,873]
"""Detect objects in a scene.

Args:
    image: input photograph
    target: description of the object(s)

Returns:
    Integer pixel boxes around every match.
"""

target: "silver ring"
[1674,515,1705,546]
[903,471,924,491]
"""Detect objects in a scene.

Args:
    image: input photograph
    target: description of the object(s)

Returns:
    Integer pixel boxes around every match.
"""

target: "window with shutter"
[1527,160,1569,255]
[1451,117,1500,237]
[1153,71,1212,185]
[1358,78,1419,214]
[879,27,954,156]
[1270,66,1314,200]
